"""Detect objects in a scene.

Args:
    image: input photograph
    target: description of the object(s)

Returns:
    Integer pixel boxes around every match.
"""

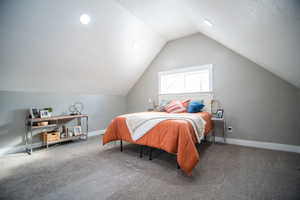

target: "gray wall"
[127,33,300,146]
[0,91,126,154]
[0,0,130,154]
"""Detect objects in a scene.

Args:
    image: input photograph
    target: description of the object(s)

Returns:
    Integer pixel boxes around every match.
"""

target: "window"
[159,65,213,94]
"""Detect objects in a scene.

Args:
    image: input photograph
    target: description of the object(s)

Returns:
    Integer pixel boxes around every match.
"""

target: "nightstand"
[211,117,226,143]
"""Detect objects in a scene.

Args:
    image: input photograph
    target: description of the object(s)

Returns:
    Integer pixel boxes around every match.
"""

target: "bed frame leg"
[120,140,123,152]
[177,162,180,169]
[149,147,153,160]
[140,145,143,158]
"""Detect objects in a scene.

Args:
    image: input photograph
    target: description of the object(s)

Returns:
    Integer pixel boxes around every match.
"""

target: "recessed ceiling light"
[132,41,138,49]
[80,14,90,25]
[203,19,213,27]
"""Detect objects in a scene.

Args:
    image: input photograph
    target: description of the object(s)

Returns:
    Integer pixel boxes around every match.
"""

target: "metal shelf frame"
[25,114,88,155]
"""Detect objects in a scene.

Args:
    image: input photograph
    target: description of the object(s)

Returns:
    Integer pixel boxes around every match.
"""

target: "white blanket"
[121,112,206,142]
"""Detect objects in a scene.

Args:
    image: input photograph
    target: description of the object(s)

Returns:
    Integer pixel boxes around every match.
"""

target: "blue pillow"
[187,101,205,113]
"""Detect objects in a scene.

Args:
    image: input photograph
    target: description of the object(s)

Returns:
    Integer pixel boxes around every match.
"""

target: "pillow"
[181,99,191,108]
[193,99,204,104]
[158,100,171,111]
[187,101,205,113]
[165,100,186,113]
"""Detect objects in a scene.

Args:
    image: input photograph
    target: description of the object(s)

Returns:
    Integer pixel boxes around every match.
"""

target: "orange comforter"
[103,112,213,175]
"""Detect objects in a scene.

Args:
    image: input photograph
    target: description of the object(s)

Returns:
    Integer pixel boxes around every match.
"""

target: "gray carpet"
[0,135,299,200]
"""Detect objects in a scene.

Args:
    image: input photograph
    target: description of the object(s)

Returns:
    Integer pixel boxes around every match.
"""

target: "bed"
[103,93,214,175]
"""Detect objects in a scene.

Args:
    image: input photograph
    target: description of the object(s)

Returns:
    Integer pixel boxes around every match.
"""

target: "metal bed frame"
[118,136,212,169]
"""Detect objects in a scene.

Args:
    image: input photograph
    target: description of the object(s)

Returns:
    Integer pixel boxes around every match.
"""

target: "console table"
[25,114,88,155]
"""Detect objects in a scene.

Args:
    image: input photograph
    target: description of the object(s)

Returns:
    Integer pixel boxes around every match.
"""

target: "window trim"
[158,64,213,95]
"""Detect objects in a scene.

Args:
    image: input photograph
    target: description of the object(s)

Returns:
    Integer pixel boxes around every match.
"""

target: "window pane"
[185,70,209,92]
[161,73,185,94]
[185,73,201,92]
[159,66,212,94]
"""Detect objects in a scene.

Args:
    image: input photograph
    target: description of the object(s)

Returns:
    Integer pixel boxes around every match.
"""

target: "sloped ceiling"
[0,0,165,95]
[117,0,300,89]
[1,0,299,96]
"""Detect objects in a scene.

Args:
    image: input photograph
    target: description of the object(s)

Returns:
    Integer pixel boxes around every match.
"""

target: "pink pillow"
[165,100,186,113]
[182,99,191,109]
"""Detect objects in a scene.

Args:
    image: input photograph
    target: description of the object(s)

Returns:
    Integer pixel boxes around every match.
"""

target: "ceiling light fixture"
[132,41,138,49]
[80,14,91,25]
[203,19,213,27]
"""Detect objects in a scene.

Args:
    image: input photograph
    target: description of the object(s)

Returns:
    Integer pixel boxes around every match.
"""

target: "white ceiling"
[0,0,165,95]
[117,0,300,89]
[1,0,299,96]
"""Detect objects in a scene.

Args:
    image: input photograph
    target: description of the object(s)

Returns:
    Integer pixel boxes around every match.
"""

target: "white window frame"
[158,64,213,94]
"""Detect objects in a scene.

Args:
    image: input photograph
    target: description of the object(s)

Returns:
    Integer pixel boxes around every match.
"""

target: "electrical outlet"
[227,126,233,133]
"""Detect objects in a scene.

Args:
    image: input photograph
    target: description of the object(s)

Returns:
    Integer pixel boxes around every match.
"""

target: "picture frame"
[30,107,40,118]
[40,110,50,118]
[216,109,224,118]
[73,126,82,136]
[44,107,53,117]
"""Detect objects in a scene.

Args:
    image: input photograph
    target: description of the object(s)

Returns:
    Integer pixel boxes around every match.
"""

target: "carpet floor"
[0,135,299,200]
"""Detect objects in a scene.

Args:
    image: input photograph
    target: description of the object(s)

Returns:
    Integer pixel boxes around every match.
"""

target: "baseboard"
[215,137,300,154]
[0,129,106,156]
[88,129,106,137]
[2,131,298,156]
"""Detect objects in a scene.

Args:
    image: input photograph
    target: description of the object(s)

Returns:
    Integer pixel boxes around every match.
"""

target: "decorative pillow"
[193,99,204,104]
[181,99,191,108]
[165,100,186,113]
[158,100,171,111]
[187,101,205,113]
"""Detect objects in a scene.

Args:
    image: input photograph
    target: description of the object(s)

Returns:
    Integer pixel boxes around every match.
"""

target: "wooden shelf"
[32,124,57,130]
[45,134,87,145]
[28,114,88,123]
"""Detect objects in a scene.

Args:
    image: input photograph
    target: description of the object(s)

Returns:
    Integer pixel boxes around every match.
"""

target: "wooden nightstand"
[211,117,226,143]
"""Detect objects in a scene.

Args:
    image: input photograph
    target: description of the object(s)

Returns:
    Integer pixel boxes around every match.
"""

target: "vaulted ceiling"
[118,0,300,89]
[1,0,299,96]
